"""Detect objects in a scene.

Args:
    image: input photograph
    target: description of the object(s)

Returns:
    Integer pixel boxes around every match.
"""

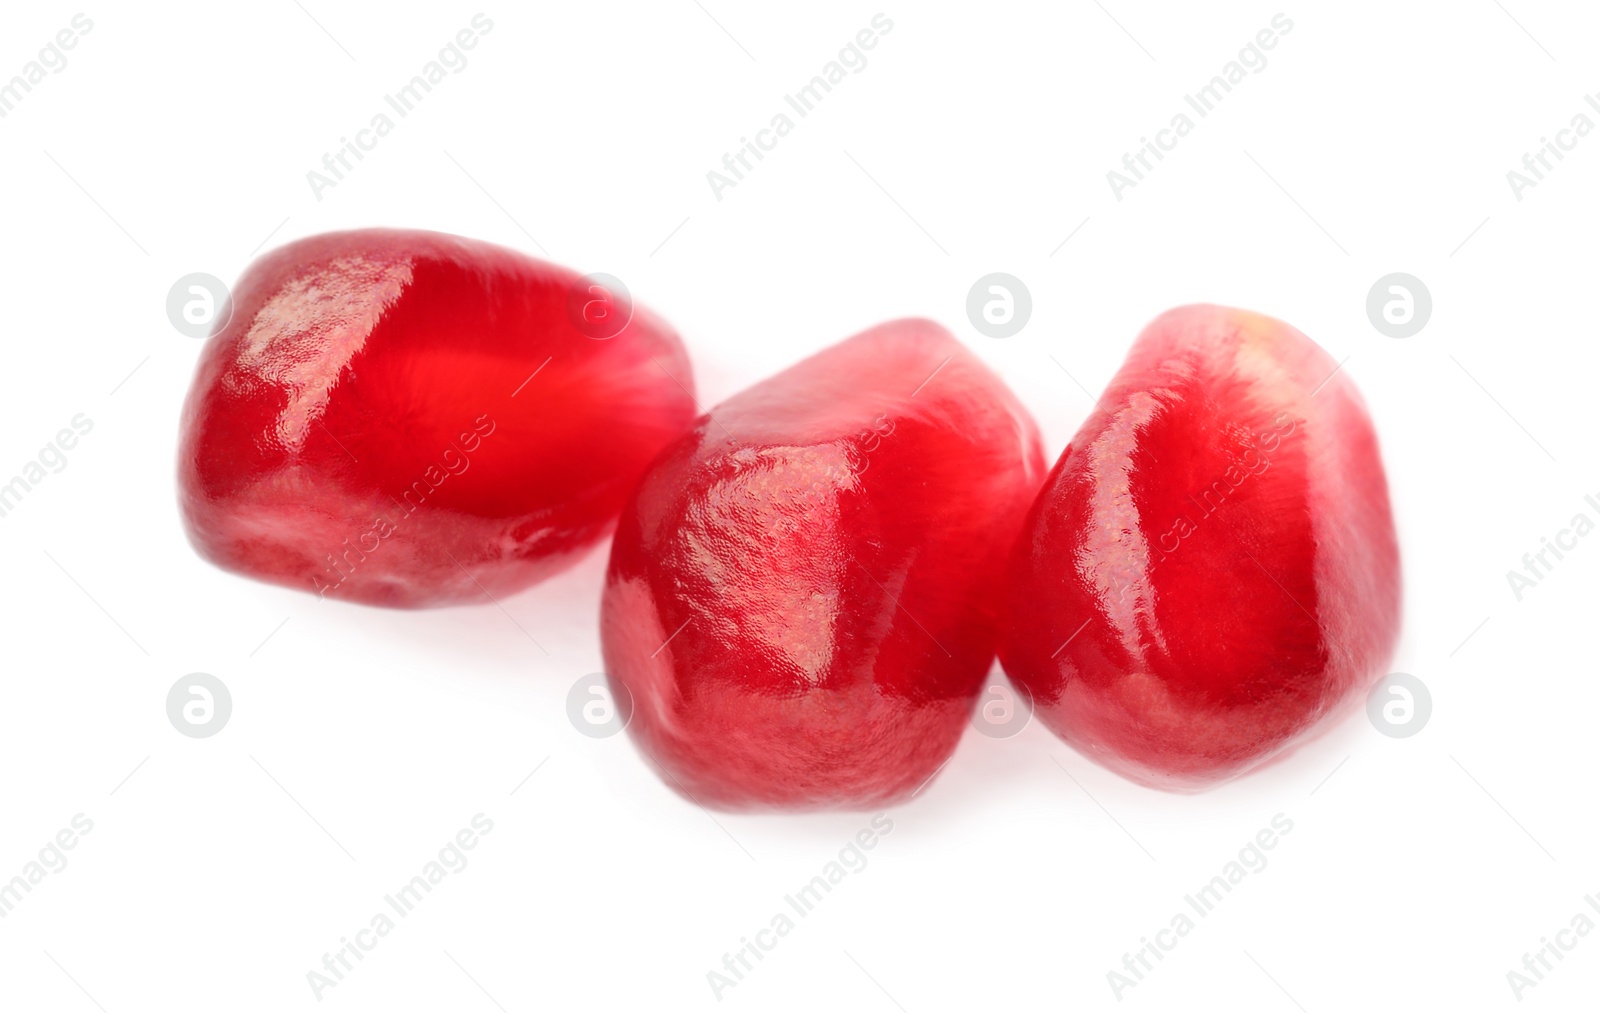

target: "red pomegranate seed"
[178,229,696,608]
[998,305,1401,790]
[601,319,1045,809]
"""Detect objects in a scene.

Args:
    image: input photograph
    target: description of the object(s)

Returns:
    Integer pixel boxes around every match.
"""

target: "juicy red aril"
[998,305,1401,790]
[178,229,696,608]
[601,319,1045,810]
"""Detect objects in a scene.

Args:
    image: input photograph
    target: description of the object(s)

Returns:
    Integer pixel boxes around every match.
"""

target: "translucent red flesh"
[178,229,696,607]
[601,319,1045,809]
[998,305,1401,790]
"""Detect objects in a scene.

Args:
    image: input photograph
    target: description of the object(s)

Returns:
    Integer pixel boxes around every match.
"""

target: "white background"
[0,1,1595,1009]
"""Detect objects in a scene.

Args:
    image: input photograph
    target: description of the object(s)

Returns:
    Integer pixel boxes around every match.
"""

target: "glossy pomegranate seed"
[601,319,1045,809]
[178,229,696,608]
[998,305,1401,790]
